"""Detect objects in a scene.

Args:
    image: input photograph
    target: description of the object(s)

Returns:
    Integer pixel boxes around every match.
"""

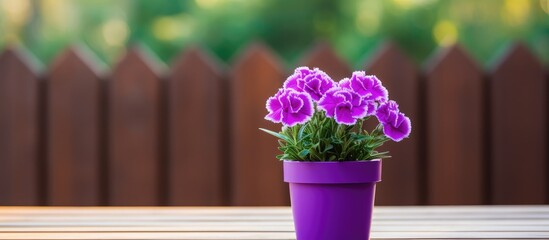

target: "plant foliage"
[260,112,390,161]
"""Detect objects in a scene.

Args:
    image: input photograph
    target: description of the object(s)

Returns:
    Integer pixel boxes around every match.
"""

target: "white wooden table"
[0,206,547,239]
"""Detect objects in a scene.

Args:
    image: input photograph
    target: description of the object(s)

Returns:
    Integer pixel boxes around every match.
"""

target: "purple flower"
[375,100,411,142]
[339,71,388,102]
[265,88,314,127]
[318,88,369,125]
[283,67,336,101]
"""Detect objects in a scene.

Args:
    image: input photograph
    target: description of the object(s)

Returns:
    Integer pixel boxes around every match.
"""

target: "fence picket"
[300,42,351,81]
[109,47,165,206]
[168,46,225,205]
[365,43,422,205]
[425,45,485,204]
[47,46,104,205]
[0,47,42,205]
[490,44,547,204]
[230,43,288,206]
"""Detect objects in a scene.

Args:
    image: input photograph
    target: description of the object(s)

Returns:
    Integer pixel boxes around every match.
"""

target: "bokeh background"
[0,0,548,207]
[1,0,548,65]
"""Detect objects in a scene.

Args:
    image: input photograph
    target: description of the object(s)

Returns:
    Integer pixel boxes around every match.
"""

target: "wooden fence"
[0,41,547,206]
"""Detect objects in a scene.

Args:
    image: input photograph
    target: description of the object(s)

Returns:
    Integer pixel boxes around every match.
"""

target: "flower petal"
[368,75,389,102]
[382,113,411,142]
[266,95,282,113]
[339,78,351,89]
[265,87,314,126]
[375,100,399,124]
[334,102,356,125]
[365,101,377,116]
[318,88,344,117]
[283,73,301,91]
[351,104,368,119]
[346,71,389,102]
[265,109,283,123]
[283,67,335,102]
[283,112,310,127]
[298,93,314,116]
[288,93,304,113]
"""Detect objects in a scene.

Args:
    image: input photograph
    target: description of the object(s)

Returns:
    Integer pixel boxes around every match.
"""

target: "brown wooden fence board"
[365,43,422,205]
[108,47,164,206]
[230,43,288,206]
[0,47,41,206]
[299,41,351,81]
[168,47,225,205]
[490,44,547,204]
[425,45,485,205]
[47,46,104,206]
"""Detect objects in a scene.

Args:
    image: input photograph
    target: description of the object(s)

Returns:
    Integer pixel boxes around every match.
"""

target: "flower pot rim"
[283,159,382,184]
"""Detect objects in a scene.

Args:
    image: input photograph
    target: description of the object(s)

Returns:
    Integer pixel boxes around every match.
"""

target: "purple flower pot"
[283,160,382,240]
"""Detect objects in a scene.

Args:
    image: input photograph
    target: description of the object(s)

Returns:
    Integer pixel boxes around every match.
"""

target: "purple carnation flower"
[375,100,411,142]
[283,67,336,101]
[339,71,388,102]
[317,88,369,125]
[265,88,314,127]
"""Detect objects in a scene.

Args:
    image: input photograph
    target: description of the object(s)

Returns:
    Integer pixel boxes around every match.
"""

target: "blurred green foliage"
[1,0,548,67]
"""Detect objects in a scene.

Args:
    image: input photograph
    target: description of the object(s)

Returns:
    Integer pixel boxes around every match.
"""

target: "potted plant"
[260,67,411,240]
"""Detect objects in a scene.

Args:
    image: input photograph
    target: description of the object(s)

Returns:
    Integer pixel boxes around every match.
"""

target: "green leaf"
[259,128,293,144]
[322,144,333,153]
[297,124,306,140]
[298,149,310,158]
[278,140,286,148]
[352,134,370,141]
[370,151,390,157]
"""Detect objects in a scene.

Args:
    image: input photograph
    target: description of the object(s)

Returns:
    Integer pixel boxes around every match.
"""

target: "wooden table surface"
[0,206,548,239]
